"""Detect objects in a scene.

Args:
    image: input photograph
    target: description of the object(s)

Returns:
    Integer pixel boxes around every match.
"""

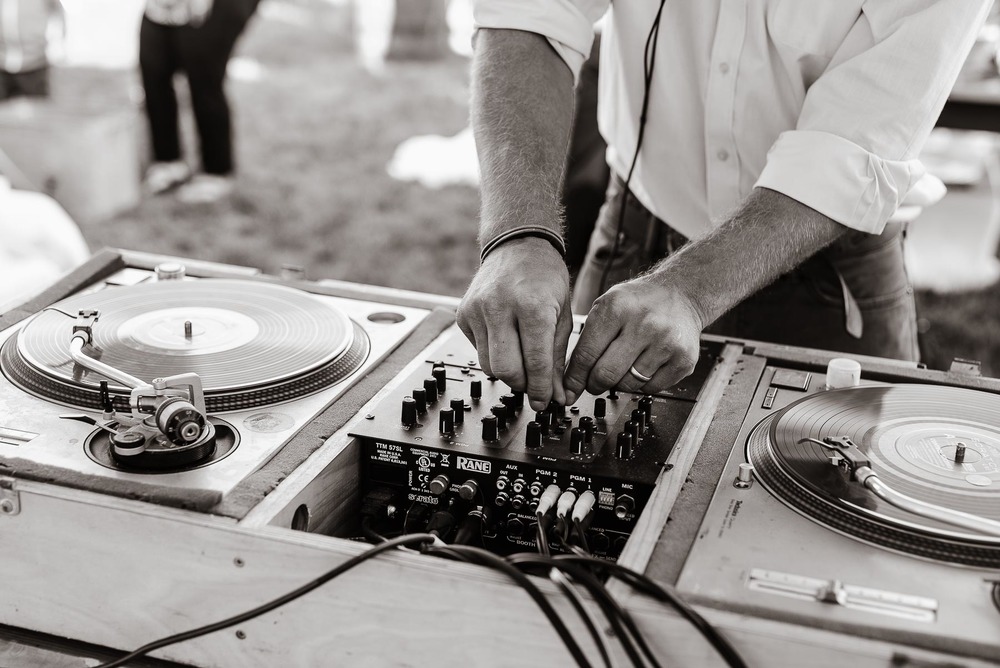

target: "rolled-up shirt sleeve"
[471,0,609,83]
[755,0,992,234]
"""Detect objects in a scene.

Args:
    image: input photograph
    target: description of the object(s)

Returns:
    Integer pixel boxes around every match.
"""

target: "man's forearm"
[646,187,848,327]
[471,29,576,244]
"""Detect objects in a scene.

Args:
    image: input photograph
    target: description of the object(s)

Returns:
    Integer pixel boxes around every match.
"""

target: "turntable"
[0,264,428,512]
[675,364,1000,662]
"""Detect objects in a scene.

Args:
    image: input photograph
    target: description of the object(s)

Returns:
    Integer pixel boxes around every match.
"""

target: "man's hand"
[457,238,573,412]
[563,278,704,404]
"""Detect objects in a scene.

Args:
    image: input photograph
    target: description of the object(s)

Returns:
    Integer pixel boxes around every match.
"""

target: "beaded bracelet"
[479,225,567,264]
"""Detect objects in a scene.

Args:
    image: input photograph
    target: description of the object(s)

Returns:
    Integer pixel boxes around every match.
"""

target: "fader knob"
[429,474,450,496]
[525,421,543,449]
[401,397,418,426]
[412,388,427,414]
[439,408,455,435]
[593,398,606,420]
[432,364,447,393]
[470,380,483,400]
[423,378,439,403]
[491,404,507,430]
[570,427,585,455]
[450,398,466,425]
[616,432,634,460]
[482,416,499,442]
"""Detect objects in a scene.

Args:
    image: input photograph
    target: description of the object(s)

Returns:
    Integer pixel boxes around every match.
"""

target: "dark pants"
[139,0,258,175]
[0,68,50,100]
[572,175,920,361]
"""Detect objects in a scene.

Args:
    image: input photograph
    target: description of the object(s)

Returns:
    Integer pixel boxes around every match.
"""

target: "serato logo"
[456,456,491,474]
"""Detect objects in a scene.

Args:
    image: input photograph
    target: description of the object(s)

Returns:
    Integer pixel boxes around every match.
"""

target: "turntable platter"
[0,279,370,412]
[747,385,1000,567]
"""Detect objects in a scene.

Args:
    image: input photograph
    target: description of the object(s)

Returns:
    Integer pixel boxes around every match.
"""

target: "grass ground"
[57,0,1000,376]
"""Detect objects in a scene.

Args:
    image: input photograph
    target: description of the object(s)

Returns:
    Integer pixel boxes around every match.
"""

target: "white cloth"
[471,0,991,239]
[144,0,213,27]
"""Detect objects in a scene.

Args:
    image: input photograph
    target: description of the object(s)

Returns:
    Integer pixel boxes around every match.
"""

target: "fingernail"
[529,399,547,412]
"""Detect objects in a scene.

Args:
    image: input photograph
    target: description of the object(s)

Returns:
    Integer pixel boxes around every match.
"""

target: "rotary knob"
[459,479,479,501]
[412,388,427,414]
[439,408,455,435]
[155,261,186,281]
[631,408,646,433]
[482,416,499,442]
[535,411,550,434]
[501,393,519,415]
[616,432,634,460]
[423,378,439,403]
[512,390,525,409]
[525,421,543,449]
[570,427,585,455]
[432,364,447,393]
[491,404,507,430]
[593,397,606,420]
[401,397,418,426]
[470,380,482,400]
[429,474,450,496]
[639,396,653,421]
[626,419,640,443]
[579,416,595,443]
[450,398,466,425]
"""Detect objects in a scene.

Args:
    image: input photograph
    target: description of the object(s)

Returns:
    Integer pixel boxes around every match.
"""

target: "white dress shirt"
[472,0,990,239]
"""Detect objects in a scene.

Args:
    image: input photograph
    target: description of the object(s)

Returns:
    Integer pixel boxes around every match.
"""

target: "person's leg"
[139,17,182,164]
[177,0,259,176]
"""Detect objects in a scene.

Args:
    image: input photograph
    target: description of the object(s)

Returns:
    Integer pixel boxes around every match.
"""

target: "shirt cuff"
[755,130,926,234]
[472,0,596,84]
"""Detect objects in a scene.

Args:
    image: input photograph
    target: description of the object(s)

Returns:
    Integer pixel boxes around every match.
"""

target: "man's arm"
[562,187,845,403]
[457,28,577,411]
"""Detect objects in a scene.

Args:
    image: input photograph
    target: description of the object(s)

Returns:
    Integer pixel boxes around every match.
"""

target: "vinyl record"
[1,279,370,412]
[747,385,1000,567]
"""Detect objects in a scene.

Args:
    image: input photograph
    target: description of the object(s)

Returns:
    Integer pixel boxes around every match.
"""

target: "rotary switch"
[459,479,479,501]
[491,404,507,430]
[579,416,595,443]
[570,427,585,455]
[500,393,519,415]
[631,408,645,433]
[470,380,482,400]
[593,397,606,420]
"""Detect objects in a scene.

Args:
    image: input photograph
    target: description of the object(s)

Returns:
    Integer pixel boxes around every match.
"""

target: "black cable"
[424,544,594,668]
[598,0,670,295]
[549,569,613,668]
[554,555,748,668]
[573,519,590,554]
[42,306,77,319]
[510,554,659,668]
[93,533,437,668]
[360,515,388,544]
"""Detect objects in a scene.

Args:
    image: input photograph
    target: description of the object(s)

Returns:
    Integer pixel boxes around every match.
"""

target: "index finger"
[563,315,621,405]
[517,305,559,411]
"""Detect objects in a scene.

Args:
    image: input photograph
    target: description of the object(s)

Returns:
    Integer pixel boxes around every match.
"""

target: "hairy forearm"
[645,187,848,326]
[471,29,576,244]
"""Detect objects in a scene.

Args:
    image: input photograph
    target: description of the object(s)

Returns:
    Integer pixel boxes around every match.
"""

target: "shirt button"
[717,149,730,161]
[719,62,730,74]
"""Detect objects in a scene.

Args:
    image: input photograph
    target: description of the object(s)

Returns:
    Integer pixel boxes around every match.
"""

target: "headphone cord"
[598,0,669,295]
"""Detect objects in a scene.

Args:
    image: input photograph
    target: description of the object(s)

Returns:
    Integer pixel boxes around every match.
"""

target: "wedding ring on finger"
[628,365,653,384]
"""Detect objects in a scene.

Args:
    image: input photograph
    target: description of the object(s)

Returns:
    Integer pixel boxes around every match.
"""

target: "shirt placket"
[703,0,747,224]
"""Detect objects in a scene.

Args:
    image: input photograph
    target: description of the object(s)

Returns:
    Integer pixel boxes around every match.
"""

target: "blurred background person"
[0,0,64,100]
[139,0,259,202]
